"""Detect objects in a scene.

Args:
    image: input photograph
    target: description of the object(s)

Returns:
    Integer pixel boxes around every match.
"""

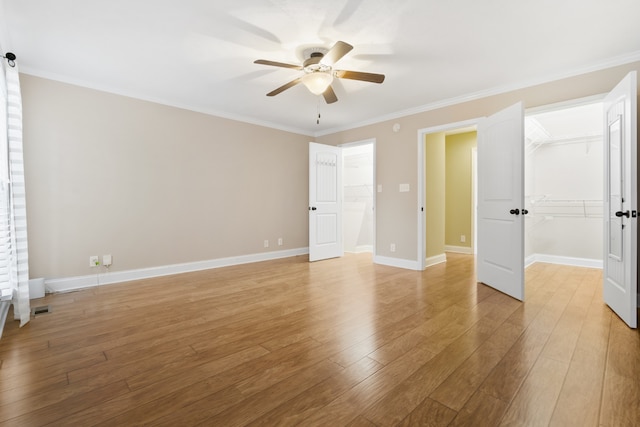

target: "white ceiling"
[2,0,640,136]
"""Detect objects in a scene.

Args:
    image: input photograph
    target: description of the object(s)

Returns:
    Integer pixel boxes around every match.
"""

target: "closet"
[342,143,374,253]
[524,102,604,267]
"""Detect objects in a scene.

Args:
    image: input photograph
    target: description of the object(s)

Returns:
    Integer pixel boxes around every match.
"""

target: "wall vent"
[31,305,52,316]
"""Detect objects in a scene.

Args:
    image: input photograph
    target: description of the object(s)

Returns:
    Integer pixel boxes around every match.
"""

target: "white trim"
[525,94,606,115]
[316,50,640,137]
[344,245,374,254]
[418,119,481,137]
[373,255,421,271]
[417,133,426,270]
[19,70,315,138]
[525,254,537,268]
[425,253,447,267]
[339,138,376,148]
[472,147,478,255]
[355,245,373,253]
[44,248,309,293]
[22,48,640,139]
[418,118,482,270]
[445,245,473,255]
[525,253,603,269]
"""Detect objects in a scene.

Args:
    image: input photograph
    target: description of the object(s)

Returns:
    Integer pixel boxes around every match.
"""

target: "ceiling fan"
[254,41,385,104]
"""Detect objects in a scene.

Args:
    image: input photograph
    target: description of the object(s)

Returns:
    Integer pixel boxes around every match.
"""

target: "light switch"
[377,184,383,193]
[399,183,410,192]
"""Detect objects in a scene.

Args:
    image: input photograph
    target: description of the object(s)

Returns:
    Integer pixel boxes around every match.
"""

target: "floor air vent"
[31,305,52,316]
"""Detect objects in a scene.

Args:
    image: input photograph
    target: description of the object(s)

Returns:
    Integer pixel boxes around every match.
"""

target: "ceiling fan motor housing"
[302,48,331,74]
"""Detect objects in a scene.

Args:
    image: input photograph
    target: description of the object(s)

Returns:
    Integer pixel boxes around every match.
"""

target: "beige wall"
[317,61,640,263]
[21,61,640,279]
[445,132,477,248]
[424,132,445,258]
[22,75,310,279]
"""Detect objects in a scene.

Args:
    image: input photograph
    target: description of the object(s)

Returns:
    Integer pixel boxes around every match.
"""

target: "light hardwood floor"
[0,253,638,426]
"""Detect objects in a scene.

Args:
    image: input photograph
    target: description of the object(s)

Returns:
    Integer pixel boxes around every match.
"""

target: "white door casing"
[603,71,637,328]
[477,102,525,301]
[309,142,343,262]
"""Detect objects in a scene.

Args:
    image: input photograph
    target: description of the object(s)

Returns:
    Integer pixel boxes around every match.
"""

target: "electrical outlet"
[390,243,396,252]
[264,240,269,248]
[460,235,466,243]
[89,256,99,267]
[278,237,283,246]
[103,254,112,266]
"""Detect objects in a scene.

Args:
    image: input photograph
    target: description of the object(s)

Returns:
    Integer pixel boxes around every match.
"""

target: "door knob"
[615,210,630,218]
[509,209,520,215]
[522,209,529,215]
[309,206,317,211]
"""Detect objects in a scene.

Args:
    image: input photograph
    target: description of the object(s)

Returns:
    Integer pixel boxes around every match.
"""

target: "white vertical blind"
[0,64,10,334]
[0,59,30,331]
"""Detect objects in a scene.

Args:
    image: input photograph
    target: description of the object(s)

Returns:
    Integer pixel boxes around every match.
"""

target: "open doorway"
[418,120,479,269]
[420,99,604,268]
[524,101,604,268]
[417,75,635,321]
[342,141,375,255]
[418,99,603,273]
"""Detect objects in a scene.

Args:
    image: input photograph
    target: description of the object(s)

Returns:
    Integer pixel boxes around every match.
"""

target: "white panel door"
[309,142,343,262]
[477,103,525,301]
[603,71,637,328]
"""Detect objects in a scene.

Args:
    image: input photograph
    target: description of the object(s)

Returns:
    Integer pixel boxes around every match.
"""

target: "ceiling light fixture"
[301,71,333,95]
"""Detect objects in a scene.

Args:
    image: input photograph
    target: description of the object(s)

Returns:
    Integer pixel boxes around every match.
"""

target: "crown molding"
[19,67,315,137]
[18,49,640,140]
[315,50,640,137]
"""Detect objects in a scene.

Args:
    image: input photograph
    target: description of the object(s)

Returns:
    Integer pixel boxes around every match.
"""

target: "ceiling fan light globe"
[302,72,333,95]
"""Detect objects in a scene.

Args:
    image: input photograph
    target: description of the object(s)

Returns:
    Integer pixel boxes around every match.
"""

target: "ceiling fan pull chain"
[317,100,321,124]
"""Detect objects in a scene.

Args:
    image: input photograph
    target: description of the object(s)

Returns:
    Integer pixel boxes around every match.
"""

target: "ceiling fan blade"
[254,59,302,70]
[335,69,385,84]
[323,85,338,104]
[266,78,302,96]
[320,41,353,66]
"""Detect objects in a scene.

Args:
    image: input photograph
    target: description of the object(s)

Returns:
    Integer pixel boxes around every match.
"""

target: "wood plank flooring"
[1,253,638,426]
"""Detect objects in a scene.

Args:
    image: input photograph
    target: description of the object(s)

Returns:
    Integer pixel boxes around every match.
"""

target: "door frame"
[522,94,606,268]
[417,95,622,292]
[418,95,608,270]
[417,118,480,270]
[340,138,377,258]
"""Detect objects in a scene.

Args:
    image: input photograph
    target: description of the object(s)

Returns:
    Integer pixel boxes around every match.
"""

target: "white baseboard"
[525,254,537,268]
[355,245,373,253]
[525,253,603,269]
[425,253,447,267]
[444,245,473,255]
[373,255,421,271]
[45,247,309,293]
[345,245,373,254]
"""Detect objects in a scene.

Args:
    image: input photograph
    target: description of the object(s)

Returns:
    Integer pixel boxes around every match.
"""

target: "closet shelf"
[528,198,602,218]
[344,184,373,202]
